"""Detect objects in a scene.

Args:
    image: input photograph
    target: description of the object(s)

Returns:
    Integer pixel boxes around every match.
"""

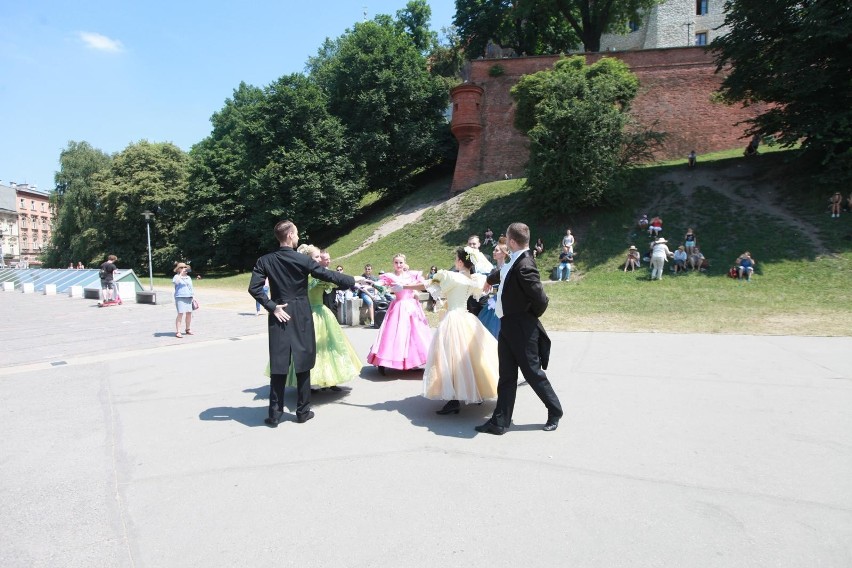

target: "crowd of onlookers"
[325,188,852,304]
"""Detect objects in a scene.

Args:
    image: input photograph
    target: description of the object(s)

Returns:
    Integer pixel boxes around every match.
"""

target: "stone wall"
[449,47,764,193]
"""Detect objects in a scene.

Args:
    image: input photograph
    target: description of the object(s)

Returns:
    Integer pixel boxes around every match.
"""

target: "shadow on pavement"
[341,395,495,439]
[198,406,266,427]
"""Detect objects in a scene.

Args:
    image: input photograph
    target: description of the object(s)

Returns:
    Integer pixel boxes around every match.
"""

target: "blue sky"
[0,0,456,191]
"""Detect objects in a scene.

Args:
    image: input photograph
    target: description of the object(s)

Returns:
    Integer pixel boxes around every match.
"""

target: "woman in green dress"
[263,244,363,389]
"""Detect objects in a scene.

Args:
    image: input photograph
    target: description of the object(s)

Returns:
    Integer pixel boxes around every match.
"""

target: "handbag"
[191,298,200,310]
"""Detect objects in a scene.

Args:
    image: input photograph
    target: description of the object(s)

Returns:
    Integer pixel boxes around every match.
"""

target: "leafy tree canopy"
[308,10,449,195]
[183,76,364,269]
[553,0,663,52]
[96,140,190,273]
[454,0,580,58]
[713,0,852,168]
[43,141,112,267]
[511,55,640,212]
[454,0,662,56]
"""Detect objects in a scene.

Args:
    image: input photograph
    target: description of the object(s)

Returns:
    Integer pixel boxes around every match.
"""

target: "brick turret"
[449,83,484,194]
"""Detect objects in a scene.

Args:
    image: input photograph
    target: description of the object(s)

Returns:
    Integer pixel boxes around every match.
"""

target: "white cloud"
[79,32,124,53]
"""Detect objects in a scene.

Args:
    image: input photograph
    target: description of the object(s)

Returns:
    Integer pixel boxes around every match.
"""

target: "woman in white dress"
[420,248,499,414]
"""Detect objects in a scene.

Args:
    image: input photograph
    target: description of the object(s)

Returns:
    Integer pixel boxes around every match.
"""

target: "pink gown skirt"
[366,290,432,370]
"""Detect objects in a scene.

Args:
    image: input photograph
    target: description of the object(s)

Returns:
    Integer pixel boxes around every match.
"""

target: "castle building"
[599,0,729,51]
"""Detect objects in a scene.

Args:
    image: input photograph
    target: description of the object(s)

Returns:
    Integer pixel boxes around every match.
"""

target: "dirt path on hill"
[336,192,466,259]
[650,161,829,255]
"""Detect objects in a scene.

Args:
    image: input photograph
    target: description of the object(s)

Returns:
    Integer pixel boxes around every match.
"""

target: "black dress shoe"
[543,419,559,432]
[474,421,506,435]
[329,385,343,392]
[296,410,315,423]
[264,409,283,428]
[435,400,460,415]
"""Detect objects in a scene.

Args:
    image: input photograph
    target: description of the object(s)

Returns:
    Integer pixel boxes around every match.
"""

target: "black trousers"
[491,319,562,428]
[269,370,311,418]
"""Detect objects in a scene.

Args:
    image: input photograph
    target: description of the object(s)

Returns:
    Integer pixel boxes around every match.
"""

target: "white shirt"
[495,247,527,318]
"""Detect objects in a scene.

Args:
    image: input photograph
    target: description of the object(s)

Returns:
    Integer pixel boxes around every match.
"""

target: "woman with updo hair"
[420,247,498,415]
[366,253,432,374]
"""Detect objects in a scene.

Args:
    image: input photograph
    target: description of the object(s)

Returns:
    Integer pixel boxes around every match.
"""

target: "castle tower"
[449,83,484,194]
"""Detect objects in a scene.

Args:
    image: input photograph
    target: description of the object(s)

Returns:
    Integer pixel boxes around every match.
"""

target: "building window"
[20,198,24,209]
[21,236,28,250]
[628,21,640,32]
[41,203,46,212]
[30,200,35,210]
[695,32,708,46]
[696,0,708,15]
[20,217,27,229]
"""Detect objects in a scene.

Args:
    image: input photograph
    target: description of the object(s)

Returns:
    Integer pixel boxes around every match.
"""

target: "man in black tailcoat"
[249,220,357,427]
[475,222,562,435]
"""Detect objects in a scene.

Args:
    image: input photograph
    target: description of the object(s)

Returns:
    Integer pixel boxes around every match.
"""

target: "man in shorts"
[100,255,118,302]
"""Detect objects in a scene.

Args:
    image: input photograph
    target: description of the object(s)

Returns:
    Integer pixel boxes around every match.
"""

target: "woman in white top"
[650,238,673,280]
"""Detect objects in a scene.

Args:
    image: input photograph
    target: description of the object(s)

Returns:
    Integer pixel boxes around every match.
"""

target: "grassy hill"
[189,148,852,336]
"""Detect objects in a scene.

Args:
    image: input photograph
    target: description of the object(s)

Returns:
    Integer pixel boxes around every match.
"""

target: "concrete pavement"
[1,289,851,567]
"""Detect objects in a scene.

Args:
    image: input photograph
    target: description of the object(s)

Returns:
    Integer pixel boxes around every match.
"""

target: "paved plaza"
[1,289,851,567]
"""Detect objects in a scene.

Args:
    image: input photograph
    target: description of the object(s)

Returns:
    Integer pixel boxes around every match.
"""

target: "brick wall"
[450,47,766,193]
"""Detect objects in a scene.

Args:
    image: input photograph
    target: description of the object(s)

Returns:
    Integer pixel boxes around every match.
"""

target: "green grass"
[184,148,852,335]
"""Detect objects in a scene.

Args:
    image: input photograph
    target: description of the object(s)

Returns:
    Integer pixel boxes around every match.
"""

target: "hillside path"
[654,161,829,256]
[336,192,464,259]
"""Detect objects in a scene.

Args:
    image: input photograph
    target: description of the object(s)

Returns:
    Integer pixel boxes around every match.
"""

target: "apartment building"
[0,182,52,267]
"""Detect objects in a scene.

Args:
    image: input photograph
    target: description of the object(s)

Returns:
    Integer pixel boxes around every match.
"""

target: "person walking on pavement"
[475,222,563,435]
[248,220,358,428]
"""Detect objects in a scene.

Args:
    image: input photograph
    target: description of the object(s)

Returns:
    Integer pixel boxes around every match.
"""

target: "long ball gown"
[477,288,501,339]
[366,271,432,370]
[422,270,498,403]
[279,277,362,388]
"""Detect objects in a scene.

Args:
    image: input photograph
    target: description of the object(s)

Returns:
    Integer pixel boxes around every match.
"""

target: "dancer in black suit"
[475,222,563,435]
[249,220,357,427]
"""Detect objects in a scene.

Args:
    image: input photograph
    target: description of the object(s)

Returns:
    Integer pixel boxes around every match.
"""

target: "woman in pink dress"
[366,253,433,375]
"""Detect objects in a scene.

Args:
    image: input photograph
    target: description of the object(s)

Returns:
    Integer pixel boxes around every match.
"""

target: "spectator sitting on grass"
[648,216,663,238]
[637,214,649,231]
[556,245,573,281]
[533,237,544,258]
[689,247,705,272]
[624,246,640,272]
[830,192,843,218]
[736,252,756,281]
[672,246,688,274]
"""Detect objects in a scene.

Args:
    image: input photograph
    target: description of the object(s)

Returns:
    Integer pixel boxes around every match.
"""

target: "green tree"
[183,76,364,269]
[42,141,112,267]
[429,26,467,79]
[454,0,580,58]
[309,14,449,195]
[96,141,190,273]
[396,0,438,53]
[182,83,267,269]
[511,56,640,212]
[553,0,663,52]
[712,1,852,170]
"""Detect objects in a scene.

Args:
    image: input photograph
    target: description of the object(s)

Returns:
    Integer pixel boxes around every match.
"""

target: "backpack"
[99,268,106,279]
[728,267,738,279]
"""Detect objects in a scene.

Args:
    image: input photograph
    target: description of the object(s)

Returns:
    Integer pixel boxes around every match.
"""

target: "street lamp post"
[142,210,155,291]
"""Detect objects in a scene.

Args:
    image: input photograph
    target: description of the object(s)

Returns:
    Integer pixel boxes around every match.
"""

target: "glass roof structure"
[0,268,144,293]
